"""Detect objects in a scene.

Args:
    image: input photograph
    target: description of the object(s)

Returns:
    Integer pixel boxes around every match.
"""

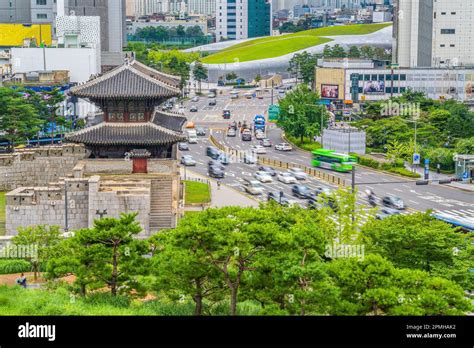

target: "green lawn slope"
[201,23,391,64]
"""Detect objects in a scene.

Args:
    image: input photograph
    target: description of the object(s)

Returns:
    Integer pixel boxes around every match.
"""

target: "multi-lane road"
[178,89,474,219]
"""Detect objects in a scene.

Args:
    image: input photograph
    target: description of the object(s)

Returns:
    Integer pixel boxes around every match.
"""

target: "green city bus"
[311,149,357,173]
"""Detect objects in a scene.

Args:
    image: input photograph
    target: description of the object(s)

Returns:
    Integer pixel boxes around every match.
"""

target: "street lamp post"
[64,181,69,232]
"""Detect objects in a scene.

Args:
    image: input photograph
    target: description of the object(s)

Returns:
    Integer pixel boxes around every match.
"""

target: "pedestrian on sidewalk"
[217,180,221,190]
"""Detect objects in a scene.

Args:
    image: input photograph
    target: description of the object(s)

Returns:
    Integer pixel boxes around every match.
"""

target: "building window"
[441,29,456,34]
[400,74,407,81]
[440,44,445,47]
[36,0,47,5]
[36,13,47,19]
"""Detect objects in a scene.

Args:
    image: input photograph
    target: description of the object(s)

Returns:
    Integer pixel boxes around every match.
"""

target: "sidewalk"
[404,163,453,180]
[182,169,258,209]
[448,181,474,192]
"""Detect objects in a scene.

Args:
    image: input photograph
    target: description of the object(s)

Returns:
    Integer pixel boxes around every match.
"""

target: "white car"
[261,138,272,147]
[255,132,265,140]
[255,171,273,183]
[191,96,199,102]
[242,180,265,195]
[275,143,292,151]
[277,172,298,184]
[251,145,267,154]
[288,167,307,180]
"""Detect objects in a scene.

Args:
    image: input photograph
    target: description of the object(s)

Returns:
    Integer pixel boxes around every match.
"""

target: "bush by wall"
[0,259,31,275]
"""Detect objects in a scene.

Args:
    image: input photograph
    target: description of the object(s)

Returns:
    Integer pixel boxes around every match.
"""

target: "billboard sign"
[321,84,339,99]
[363,80,385,95]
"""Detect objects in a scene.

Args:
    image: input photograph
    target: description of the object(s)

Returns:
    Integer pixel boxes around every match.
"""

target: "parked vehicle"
[382,196,405,210]
[291,185,315,199]
[242,179,265,195]
[181,155,196,166]
[288,167,307,180]
[255,171,273,183]
[209,165,225,178]
[258,166,276,176]
[275,143,292,151]
[178,142,189,151]
[277,172,298,184]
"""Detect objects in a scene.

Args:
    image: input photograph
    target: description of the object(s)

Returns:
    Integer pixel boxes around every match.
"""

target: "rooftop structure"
[65,60,186,160]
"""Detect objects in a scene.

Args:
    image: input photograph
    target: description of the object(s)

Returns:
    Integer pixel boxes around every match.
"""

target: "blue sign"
[463,172,469,179]
[413,153,420,165]
[425,158,430,165]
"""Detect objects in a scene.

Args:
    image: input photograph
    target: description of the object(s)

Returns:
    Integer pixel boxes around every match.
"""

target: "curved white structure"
[193,26,393,82]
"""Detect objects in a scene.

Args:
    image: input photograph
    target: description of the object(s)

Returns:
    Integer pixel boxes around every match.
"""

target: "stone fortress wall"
[0,144,87,191]
[4,145,181,237]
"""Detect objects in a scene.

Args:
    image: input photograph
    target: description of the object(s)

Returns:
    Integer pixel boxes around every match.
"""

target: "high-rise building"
[187,0,216,16]
[216,0,272,42]
[394,0,474,68]
[66,0,127,67]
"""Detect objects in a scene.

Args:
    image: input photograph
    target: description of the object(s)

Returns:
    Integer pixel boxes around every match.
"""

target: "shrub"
[0,259,31,274]
[357,156,380,169]
[388,167,421,178]
[285,135,321,152]
[83,293,131,308]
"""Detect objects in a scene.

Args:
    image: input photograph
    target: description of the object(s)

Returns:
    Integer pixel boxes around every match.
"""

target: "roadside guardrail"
[209,134,346,187]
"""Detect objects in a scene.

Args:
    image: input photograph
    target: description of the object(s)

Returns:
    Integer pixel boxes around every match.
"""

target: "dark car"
[291,185,315,199]
[242,130,252,141]
[258,166,276,176]
[208,160,225,170]
[196,127,206,136]
[206,146,221,159]
[190,106,198,112]
[267,191,289,205]
[376,207,401,220]
[307,197,337,212]
[209,99,217,106]
[223,110,231,119]
[178,142,189,151]
[382,196,405,210]
[209,165,225,178]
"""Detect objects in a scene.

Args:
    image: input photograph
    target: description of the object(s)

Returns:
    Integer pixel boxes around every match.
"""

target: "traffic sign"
[413,153,420,165]
[425,158,430,165]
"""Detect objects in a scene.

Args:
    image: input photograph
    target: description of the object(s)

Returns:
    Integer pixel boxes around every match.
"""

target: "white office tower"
[395,0,474,68]
[187,0,216,16]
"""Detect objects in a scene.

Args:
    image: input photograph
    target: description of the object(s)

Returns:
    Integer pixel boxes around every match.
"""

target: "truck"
[253,115,266,133]
[187,129,198,144]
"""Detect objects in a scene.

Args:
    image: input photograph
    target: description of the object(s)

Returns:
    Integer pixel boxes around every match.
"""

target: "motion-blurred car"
[277,172,298,184]
[196,127,206,136]
[178,142,189,151]
[209,165,225,178]
[190,106,198,112]
[227,128,237,137]
[288,167,307,180]
[208,99,217,106]
[218,153,231,165]
[267,191,289,205]
[291,185,315,199]
[251,145,267,154]
[260,138,272,147]
[255,171,273,183]
[255,131,265,140]
[382,196,405,210]
[242,180,265,195]
[376,207,401,220]
[314,186,334,197]
[243,153,257,164]
[275,143,292,151]
[258,166,276,176]
[206,146,221,159]
[208,160,225,170]
[191,96,199,102]
[180,155,196,166]
[242,130,252,141]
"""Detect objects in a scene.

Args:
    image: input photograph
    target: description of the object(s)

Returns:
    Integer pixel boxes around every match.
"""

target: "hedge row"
[0,259,31,275]
[352,154,421,178]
